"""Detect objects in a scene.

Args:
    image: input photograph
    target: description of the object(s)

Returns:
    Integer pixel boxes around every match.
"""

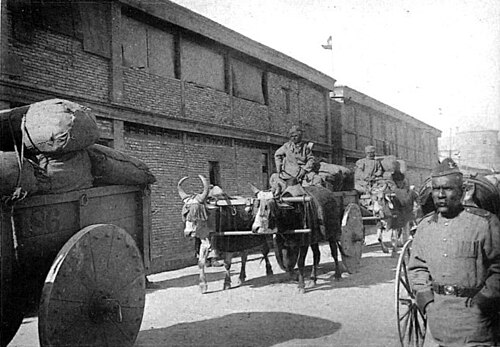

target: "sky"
[169,0,500,135]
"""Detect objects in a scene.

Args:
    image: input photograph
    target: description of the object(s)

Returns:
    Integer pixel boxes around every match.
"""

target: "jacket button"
[443,253,448,257]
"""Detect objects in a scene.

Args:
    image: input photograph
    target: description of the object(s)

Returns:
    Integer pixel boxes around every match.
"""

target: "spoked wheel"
[38,224,146,347]
[395,239,426,347]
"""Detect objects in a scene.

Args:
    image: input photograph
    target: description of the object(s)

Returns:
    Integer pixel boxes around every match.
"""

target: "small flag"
[322,35,332,50]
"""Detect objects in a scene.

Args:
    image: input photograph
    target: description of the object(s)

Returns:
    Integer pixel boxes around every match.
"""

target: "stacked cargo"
[0,99,155,199]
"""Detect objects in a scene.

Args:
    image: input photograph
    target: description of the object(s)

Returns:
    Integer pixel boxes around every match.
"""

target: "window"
[261,153,269,189]
[231,59,266,104]
[281,88,291,114]
[182,40,225,91]
[209,161,221,186]
[121,16,176,78]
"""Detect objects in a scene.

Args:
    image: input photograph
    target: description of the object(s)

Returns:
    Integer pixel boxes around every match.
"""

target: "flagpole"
[330,34,334,78]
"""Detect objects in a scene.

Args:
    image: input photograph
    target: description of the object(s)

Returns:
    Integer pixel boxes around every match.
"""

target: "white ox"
[178,175,273,293]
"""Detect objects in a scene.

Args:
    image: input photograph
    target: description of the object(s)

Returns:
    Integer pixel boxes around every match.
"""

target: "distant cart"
[1,185,151,347]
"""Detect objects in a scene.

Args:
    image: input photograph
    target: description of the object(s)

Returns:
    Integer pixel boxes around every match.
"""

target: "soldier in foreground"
[408,158,500,346]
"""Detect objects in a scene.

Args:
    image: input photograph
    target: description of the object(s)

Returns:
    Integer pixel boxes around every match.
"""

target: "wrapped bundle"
[318,162,354,191]
[37,151,94,194]
[86,144,156,186]
[0,152,39,197]
[378,155,402,173]
[0,99,100,153]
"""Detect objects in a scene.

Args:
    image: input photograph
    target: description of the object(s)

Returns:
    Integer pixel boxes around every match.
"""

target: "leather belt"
[432,283,480,297]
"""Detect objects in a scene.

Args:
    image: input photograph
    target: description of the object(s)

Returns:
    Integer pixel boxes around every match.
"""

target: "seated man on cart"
[354,145,385,195]
[273,125,323,194]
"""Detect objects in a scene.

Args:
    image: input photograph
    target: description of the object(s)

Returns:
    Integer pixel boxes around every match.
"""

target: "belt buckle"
[444,285,455,295]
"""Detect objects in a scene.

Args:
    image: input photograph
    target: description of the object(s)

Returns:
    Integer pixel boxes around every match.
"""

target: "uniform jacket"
[408,207,500,346]
[274,141,314,180]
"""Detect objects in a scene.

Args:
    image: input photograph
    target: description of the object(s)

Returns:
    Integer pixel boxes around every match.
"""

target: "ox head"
[250,183,277,233]
[178,175,210,237]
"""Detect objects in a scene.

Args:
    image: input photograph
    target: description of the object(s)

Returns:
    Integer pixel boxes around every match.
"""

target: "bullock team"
[178,126,420,294]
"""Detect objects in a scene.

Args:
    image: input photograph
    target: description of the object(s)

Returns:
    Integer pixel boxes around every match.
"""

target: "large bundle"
[37,151,94,194]
[378,155,405,173]
[0,152,39,197]
[0,99,100,153]
[317,162,354,191]
[86,144,156,186]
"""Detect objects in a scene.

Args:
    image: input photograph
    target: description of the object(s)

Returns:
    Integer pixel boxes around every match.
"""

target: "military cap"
[365,145,376,153]
[288,125,303,136]
[431,158,462,178]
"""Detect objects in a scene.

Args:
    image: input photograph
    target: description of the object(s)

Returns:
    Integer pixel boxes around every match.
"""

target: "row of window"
[121,15,270,105]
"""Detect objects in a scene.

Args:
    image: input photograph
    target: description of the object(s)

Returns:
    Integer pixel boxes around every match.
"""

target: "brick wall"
[122,69,182,117]
[267,72,300,136]
[121,123,266,271]
[299,82,327,143]
[6,27,109,102]
[2,8,333,273]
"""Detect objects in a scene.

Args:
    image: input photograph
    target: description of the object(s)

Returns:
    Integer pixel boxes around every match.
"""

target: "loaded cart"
[1,185,151,347]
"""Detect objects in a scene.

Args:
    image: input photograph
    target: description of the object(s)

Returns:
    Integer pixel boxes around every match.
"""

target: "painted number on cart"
[30,208,61,234]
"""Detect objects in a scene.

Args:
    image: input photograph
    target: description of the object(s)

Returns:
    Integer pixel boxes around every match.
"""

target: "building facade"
[1,0,336,273]
[1,1,441,273]
[439,128,500,174]
[331,86,441,186]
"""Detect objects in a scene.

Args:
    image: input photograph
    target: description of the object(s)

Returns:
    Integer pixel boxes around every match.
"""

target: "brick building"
[1,1,440,273]
[1,0,336,273]
[331,86,441,186]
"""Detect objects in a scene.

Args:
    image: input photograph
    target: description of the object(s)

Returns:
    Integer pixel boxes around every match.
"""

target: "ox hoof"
[223,282,231,290]
[200,284,208,294]
[305,280,316,289]
[297,287,306,294]
[391,249,398,258]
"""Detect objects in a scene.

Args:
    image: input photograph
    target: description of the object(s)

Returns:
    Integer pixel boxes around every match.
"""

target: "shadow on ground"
[136,311,341,347]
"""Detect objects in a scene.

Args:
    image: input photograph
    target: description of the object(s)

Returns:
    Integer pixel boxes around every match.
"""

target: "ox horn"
[195,175,210,203]
[248,183,261,195]
[177,176,190,201]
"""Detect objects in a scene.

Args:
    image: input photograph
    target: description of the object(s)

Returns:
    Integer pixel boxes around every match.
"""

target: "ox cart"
[394,174,500,347]
[1,185,151,347]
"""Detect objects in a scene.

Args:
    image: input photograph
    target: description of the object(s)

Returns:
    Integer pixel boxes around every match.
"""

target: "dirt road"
[10,232,434,347]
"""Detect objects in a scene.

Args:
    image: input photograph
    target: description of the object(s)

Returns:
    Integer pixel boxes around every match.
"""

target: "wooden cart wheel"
[395,239,426,347]
[0,210,26,347]
[38,224,146,347]
[340,203,364,274]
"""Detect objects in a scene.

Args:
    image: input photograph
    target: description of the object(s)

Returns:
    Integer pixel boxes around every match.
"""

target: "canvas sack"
[86,144,156,186]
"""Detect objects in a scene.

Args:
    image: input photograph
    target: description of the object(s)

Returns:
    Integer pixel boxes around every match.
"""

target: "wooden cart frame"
[1,185,151,347]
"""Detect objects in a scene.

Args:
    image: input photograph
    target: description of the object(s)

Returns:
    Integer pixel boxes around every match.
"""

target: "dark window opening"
[261,153,269,189]
[282,88,291,114]
[209,161,221,186]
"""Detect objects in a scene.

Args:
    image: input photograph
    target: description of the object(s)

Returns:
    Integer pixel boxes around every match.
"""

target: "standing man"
[354,145,384,194]
[274,125,322,187]
[408,158,500,346]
